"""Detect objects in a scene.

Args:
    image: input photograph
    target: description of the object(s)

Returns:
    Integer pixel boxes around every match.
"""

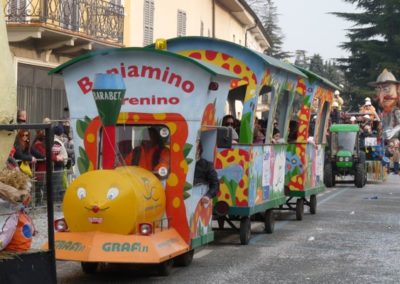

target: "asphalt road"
[56,175,400,284]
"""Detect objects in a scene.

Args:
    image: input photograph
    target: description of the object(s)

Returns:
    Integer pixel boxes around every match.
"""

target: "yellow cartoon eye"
[107,187,119,200]
[77,187,86,200]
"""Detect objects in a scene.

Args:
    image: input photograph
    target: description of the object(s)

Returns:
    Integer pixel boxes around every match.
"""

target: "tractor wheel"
[359,151,366,164]
[355,163,365,188]
[324,163,334,187]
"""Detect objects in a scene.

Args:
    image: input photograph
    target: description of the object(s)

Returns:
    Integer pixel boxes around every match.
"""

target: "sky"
[274,0,358,61]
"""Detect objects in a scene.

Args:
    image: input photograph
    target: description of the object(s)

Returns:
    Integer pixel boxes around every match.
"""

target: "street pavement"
[3,174,400,283]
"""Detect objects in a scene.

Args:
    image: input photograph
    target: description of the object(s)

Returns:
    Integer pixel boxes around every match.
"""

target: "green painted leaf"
[184,182,193,191]
[183,191,191,199]
[76,120,88,139]
[79,146,88,160]
[304,95,311,106]
[84,116,92,124]
[77,157,88,174]
[183,143,193,157]
[186,158,193,165]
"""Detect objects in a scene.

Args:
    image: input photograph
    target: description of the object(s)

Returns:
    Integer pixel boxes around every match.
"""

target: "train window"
[227,85,246,119]
[256,85,272,142]
[316,101,330,144]
[256,85,272,120]
[287,92,303,142]
[309,97,320,137]
[274,90,290,141]
[113,124,171,177]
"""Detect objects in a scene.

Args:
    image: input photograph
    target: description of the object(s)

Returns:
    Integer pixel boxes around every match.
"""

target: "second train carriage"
[165,36,315,244]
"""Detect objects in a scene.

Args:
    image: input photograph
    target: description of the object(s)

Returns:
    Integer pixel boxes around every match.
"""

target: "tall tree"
[333,0,400,109]
[294,50,308,68]
[246,0,291,59]
[309,54,325,76]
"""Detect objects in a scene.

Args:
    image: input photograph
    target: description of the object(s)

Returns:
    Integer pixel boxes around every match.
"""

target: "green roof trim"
[49,47,238,79]
[294,65,341,90]
[330,124,360,132]
[256,52,306,78]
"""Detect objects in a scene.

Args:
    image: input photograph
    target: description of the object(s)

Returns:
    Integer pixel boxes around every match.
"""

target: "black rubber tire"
[296,198,304,221]
[81,262,99,274]
[239,216,251,245]
[217,217,225,229]
[158,259,174,276]
[355,163,365,188]
[175,250,194,267]
[359,151,366,164]
[309,195,317,215]
[264,209,275,234]
[324,163,334,188]
[363,168,368,186]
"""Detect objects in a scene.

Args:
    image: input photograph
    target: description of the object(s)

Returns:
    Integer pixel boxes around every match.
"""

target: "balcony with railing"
[4,0,124,55]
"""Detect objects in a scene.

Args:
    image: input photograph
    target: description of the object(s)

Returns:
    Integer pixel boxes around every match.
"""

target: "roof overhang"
[7,23,123,57]
[216,0,270,50]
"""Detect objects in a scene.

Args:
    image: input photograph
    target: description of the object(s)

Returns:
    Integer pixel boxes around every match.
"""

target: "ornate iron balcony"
[4,0,124,44]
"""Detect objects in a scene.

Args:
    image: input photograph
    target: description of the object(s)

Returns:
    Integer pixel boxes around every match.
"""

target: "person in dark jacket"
[13,129,37,165]
[194,141,220,206]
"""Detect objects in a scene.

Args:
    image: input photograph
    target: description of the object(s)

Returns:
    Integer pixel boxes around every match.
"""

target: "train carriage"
[164,36,308,244]
[282,66,335,219]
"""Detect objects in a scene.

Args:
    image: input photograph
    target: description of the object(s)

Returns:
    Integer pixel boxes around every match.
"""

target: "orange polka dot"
[173,197,180,208]
[87,133,95,143]
[180,160,188,174]
[172,143,180,152]
[118,112,128,123]
[153,113,166,120]
[166,122,177,135]
[167,173,178,187]
[133,114,140,122]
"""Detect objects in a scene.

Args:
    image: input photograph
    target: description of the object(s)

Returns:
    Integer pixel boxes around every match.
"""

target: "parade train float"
[46,45,237,275]
[47,37,336,274]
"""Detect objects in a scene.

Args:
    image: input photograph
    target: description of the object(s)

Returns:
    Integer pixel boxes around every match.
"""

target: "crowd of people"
[221,114,285,145]
[7,111,75,204]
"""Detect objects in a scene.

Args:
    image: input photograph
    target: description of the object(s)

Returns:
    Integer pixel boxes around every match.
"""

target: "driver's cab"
[113,124,171,179]
[329,124,361,164]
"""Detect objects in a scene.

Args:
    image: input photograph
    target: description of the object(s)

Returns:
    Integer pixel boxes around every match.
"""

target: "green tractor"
[324,124,366,188]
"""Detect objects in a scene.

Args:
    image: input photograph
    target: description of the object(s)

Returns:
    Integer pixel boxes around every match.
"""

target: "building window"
[200,21,204,36]
[143,0,154,46]
[177,10,186,37]
[17,64,68,123]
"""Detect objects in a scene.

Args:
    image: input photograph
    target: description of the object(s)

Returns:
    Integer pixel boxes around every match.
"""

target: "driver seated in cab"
[124,127,170,173]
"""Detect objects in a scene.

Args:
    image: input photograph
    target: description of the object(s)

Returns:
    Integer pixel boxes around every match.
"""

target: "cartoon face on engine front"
[63,169,138,235]
[63,167,166,235]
